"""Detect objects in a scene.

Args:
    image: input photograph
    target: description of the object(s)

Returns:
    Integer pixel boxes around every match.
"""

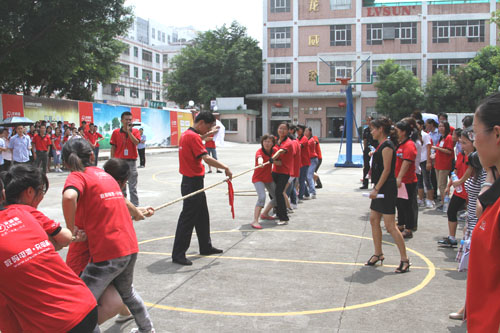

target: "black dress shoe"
[359,185,368,189]
[200,247,223,255]
[172,257,192,265]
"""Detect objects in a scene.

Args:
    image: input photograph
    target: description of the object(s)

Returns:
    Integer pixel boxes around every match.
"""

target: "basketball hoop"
[336,78,351,86]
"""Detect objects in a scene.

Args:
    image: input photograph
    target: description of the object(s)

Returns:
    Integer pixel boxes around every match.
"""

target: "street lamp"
[188,100,194,108]
[213,106,218,112]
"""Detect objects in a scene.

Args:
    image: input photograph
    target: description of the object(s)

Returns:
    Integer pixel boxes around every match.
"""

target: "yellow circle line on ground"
[139,229,436,316]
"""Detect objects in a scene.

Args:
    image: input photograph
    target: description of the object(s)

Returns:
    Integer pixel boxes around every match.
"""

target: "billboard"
[92,103,127,149]
[140,108,171,147]
[23,96,79,124]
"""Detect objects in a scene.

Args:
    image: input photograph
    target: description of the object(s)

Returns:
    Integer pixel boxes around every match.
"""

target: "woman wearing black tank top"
[366,117,410,274]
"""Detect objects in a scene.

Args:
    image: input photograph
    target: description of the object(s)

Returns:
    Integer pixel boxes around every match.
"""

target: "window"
[330,25,351,46]
[399,23,417,44]
[221,119,238,132]
[122,46,130,56]
[152,28,155,39]
[270,63,291,84]
[142,69,153,82]
[367,23,417,45]
[144,90,153,100]
[432,20,484,43]
[270,27,291,48]
[142,50,153,62]
[157,30,161,41]
[271,0,290,13]
[163,54,169,66]
[162,32,166,43]
[432,58,470,74]
[134,67,139,78]
[155,53,160,63]
[367,24,382,45]
[328,61,353,82]
[330,0,351,10]
[133,47,139,57]
[367,59,417,81]
[156,72,160,82]
[271,106,290,117]
[156,91,161,100]
[130,87,139,98]
[120,64,130,76]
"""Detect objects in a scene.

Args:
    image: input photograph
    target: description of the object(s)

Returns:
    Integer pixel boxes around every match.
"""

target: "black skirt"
[370,178,397,215]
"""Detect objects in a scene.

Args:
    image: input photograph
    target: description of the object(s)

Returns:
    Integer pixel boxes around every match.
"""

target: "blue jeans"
[286,177,297,205]
[307,158,318,196]
[298,166,310,199]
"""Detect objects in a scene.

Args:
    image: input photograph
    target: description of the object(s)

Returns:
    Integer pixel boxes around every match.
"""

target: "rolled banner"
[362,193,384,198]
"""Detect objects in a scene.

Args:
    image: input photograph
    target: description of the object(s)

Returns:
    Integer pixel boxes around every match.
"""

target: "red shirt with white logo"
[292,139,300,178]
[110,128,140,159]
[435,134,454,170]
[308,137,318,158]
[252,146,278,183]
[395,139,418,184]
[52,134,62,150]
[453,152,468,200]
[298,135,310,167]
[63,166,138,263]
[32,134,52,151]
[313,136,322,159]
[179,128,208,177]
[86,131,103,147]
[273,136,294,175]
[0,205,97,332]
[204,135,216,149]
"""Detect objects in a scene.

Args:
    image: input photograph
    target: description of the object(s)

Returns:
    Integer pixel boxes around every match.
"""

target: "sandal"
[397,225,405,232]
[395,259,411,273]
[365,254,384,266]
[401,230,413,239]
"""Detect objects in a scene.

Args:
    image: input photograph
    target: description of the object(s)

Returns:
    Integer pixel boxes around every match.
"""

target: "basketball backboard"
[316,52,373,85]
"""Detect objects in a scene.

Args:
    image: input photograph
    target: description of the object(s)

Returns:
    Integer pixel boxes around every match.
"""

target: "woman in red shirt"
[61,138,154,333]
[313,135,323,188]
[251,134,278,229]
[395,120,418,242]
[438,129,472,247]
[465,93,500,332]
[52,127,63,172]
[432,121,454,209]
[272,122,294,225]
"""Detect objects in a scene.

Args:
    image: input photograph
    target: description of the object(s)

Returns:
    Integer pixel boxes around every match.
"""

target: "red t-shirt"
[435,134,454,170]
[308,137,318,158]
[32,134,52,151]
[179,128,207,177]
[273,137,294,175]
[313,136,322,159]
[63,135,70,144]
[395,139,418,184]
[466,196,500,331]
[0,206,96,332]
[110,128,141,160]
[204,135,216,149]
[292,140,301,178]
[298,136,310,167]
[52,134,62,151]
[252,146,278,183]
[453,152,468,200]
[63,166,138,263]
[86,131,103,147]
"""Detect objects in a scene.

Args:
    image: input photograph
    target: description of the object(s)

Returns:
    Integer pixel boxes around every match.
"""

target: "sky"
[125,0,264,45]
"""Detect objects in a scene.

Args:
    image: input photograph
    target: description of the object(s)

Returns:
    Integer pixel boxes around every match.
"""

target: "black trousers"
[35,150,48,174]
[172,176,212,260]
[68,306,98,333]
[397,182,418,231]
[272,172,289,221]
[362,149,371,186]
[138,148,145,167]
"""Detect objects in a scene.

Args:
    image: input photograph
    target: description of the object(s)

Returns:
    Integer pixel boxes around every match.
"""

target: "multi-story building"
[95,17,197,107]
[248,0,499,138]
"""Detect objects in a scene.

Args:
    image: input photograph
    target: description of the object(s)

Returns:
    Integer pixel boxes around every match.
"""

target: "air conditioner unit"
[383,27,395,40]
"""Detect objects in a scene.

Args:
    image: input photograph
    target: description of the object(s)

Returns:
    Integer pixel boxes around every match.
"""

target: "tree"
[423,71,459,114]
[0,0,132,100]
[111,117,120,129]
[375,60,424,121]
[165,21,262,108]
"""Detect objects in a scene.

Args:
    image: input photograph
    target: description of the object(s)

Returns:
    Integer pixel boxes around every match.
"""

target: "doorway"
[305,119,322,138]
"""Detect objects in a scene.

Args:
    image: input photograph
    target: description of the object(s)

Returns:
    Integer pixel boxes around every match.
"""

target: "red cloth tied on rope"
[227,180,235,219]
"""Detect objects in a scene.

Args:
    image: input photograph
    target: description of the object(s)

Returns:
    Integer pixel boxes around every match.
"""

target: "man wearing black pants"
[172,112,232,266]
[361,116,377,189]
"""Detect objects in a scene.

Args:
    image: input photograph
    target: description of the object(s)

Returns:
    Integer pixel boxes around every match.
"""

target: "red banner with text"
[78,101,93,125]
[131,107,141,123]
[170,111,178,146]
[2,95,24,119]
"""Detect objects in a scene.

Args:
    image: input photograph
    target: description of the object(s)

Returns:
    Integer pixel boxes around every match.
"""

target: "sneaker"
[435,205,443,212]
[276,220,288,225]
[115,314,134,323]
[425,199,435,209]
[302,196,311,200]
[291,203,298,209]
[287,208,294,214]
[438,237,458,247]
[130,328,155,333]
[418,199,425,208]
[311,194,317,199]
[298,200,304,204]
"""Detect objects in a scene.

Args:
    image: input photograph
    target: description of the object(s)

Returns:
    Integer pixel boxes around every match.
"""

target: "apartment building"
[248,0,499,138]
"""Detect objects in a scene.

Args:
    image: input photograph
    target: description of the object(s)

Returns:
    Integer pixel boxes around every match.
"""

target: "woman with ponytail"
[61,138,154,333]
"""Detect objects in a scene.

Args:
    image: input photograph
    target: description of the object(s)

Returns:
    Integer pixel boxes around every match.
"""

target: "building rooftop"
[363,0,496,6]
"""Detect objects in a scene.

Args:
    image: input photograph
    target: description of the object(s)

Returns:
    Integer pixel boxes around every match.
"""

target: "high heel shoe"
[395,259,411,273]
[365,254,384,266]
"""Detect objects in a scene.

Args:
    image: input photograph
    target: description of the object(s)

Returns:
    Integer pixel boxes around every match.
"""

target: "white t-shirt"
[420,130,431,162]
[0,138,5,165]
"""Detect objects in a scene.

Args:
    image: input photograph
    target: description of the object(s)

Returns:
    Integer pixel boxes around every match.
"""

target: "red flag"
[227,180,235,219]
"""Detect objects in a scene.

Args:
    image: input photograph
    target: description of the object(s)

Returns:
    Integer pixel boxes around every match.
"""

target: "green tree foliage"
[111,117,120,129]
[0,0,133,100]
[165,21,262,108]
[423,71,459,114]
[375,60,424,121]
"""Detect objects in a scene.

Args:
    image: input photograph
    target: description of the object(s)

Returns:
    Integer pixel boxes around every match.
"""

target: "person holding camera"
[110,112,141,206]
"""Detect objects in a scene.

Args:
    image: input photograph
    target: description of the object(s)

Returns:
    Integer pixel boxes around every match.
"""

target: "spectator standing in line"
[203,127,221,173]
[110,112,141,206]
[52,127,63,172]
[426,118,440,202]
[361,116,378,189]
[9,125,31,165]
[138,128,146,168]
[86,123,103,166]
[32,125,51,174]
[2,129,12,171]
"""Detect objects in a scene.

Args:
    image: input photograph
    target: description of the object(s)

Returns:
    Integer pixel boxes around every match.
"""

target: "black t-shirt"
[371,140,396,187]
[363,127,378,151]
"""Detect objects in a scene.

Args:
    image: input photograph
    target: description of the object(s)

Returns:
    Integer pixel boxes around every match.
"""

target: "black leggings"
[447,195,466,222]
[397,182,418,231]
[272,172,289,221]
[68,306,98,333]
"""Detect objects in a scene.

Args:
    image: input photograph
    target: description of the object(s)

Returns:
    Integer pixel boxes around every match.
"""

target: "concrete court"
[38,142,467,333]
